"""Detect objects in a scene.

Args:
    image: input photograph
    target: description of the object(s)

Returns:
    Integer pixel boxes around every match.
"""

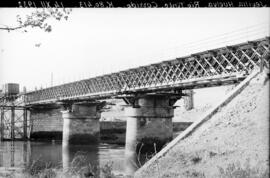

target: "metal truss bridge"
[24,37,269,105]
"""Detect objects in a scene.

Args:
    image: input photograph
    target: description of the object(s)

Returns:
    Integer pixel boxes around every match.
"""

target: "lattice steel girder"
[24,37,270,105]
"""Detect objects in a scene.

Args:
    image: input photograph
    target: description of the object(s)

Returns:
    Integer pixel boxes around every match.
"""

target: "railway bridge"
[0,37,269,152]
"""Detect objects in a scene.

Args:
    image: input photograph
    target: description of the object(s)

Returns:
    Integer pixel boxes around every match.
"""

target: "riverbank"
[0,158,123,178]
[135,71,269,177]
[0,167,24,178]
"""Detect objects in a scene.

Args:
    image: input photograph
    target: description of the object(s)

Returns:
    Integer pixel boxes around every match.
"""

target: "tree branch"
[0,26,25,31]
[0,8,71,33]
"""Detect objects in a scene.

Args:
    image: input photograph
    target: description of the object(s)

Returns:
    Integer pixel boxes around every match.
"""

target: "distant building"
[2,83,20,96]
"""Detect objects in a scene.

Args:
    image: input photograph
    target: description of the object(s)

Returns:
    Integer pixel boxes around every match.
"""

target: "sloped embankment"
[135,71,269,178]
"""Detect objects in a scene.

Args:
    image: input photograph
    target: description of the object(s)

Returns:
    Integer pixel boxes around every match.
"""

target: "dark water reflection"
[0,141,125,175]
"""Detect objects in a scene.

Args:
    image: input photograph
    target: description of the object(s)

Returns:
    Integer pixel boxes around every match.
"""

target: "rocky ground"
[135,71,269,178]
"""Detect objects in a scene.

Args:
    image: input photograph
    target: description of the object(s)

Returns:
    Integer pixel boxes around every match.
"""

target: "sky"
[0,8,269,91]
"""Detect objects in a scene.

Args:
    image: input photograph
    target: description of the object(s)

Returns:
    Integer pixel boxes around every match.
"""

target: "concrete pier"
[183,90,194,110]
[125,95,175,152]
[62,103,101,146]
[124,94,178,176]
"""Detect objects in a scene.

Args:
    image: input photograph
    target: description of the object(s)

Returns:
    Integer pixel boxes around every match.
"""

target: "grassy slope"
[135,72,269,178]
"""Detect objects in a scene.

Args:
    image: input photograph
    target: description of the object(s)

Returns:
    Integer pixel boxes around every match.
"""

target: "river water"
[0,141,126,176]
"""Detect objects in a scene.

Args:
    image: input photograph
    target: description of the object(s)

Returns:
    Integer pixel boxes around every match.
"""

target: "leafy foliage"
[101,162,116,178]
[0,8,72,32]
[23,152,117,178]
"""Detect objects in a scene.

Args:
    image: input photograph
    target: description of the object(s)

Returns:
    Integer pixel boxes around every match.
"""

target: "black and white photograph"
[0,3,269,178]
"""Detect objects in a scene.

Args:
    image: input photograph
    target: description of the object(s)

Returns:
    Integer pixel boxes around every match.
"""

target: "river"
[0,141,126,176]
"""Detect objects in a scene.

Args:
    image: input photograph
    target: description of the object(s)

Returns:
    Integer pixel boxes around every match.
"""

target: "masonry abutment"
[30,106,62,140]
[62,103,101,146]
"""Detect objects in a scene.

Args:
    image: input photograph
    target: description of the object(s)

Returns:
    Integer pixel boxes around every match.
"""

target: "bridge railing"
[25,37,269,104]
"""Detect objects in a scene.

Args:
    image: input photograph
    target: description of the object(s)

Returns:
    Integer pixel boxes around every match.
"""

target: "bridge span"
[24,37,269,105]
[0,37,269,164]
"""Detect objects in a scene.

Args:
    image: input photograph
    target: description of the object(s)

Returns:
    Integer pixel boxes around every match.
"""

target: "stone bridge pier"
[30,105,62,140]
[124,93,181,175]
[61,102,105,146]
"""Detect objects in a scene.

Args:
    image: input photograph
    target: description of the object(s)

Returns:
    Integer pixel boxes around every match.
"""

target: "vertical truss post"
[260,56,264,72]
[23,109,28,140]
[11,107,15,140]
[0,108,4,141]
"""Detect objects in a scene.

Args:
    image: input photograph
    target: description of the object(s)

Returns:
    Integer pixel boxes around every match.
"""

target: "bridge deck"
[24,37,269,105]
